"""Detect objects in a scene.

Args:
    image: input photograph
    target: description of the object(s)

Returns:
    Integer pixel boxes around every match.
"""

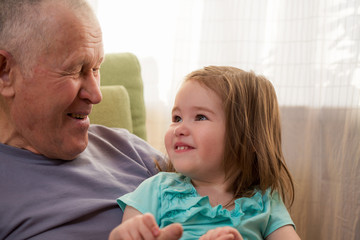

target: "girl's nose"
[173,124,190,136]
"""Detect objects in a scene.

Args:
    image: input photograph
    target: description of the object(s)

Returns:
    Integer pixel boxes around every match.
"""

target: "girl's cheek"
[164,128,173,152]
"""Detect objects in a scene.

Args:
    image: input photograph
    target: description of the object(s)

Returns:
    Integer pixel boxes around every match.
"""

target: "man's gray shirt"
[0,125,162,240]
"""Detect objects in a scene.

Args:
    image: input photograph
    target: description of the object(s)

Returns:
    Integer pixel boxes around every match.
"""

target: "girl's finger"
[142,213,160,238]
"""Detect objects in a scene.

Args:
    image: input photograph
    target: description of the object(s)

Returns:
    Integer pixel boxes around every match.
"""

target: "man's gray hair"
[0,0,94,74]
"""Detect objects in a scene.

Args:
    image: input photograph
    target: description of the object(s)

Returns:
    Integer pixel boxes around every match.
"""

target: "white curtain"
[91,0,360,239]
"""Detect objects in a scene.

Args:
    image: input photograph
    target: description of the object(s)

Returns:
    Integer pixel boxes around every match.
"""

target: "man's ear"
[0,50,15,97]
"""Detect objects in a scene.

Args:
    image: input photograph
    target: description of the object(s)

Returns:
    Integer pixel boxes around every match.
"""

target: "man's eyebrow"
[98,56,104,65]
[63,62,82,73]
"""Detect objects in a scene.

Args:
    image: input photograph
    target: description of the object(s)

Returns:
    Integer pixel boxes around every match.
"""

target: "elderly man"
[0,0,182,239]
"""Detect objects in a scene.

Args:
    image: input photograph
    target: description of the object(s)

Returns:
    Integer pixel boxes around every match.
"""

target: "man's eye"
[92,68,100,76]
[195,114,208,121]
[65,72,81,78]
[173,115,182,122]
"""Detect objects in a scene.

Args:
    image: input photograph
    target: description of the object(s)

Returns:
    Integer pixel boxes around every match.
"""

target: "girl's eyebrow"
[171,106,180,114]
[171,106,215,115]
[192,106,215,113]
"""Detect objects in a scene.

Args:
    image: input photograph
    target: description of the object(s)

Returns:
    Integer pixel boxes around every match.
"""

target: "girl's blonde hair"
[168,66,295,207]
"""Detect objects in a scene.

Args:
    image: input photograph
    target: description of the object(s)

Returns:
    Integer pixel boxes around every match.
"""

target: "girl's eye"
[173,115,182,123]
[195,114,208,121]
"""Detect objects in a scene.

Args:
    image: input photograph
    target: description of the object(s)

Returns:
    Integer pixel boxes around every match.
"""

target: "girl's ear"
[0,50,16,98]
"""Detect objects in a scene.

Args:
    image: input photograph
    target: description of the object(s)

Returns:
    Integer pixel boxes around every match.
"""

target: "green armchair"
[89,52,147,140]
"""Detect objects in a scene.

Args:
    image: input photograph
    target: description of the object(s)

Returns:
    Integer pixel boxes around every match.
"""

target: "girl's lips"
[175,145,190,150]
[174,143,194,151]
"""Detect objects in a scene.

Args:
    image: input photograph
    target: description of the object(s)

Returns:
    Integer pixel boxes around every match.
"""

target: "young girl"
[110,66,300,240]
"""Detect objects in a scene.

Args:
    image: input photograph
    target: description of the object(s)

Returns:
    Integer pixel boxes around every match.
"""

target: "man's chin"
[45,138,88,160]
[63,142,88,160]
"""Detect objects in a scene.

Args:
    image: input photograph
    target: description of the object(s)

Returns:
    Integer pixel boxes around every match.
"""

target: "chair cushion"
[100,52,146,140]
[89,85,133,132]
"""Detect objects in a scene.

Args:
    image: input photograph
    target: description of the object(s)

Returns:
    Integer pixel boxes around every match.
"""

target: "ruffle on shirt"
[159,174,268,228]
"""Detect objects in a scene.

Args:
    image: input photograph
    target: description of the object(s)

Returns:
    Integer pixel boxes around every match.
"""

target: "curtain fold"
[281,107,360,239]
[93,0,360,238]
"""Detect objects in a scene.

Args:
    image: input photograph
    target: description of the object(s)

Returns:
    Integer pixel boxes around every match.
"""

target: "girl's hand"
[108,207,183,240]
[199,226,243,240]
[109,213,160,240]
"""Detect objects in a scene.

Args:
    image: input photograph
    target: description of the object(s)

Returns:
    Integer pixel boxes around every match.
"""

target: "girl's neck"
[191,178,235,210]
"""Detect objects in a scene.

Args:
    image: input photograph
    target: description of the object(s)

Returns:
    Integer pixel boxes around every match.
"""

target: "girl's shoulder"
[235,188,281,203]
[233,188,289,220]
[231,189,294,238]
[236,188,278,202]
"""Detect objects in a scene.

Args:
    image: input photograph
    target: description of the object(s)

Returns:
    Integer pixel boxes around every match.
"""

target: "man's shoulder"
[86,124,164,175]
[88,124,142,146]
[88,124,132,137]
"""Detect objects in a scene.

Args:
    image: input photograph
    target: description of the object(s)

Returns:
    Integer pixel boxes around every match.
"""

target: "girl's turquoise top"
[118,172,294,240]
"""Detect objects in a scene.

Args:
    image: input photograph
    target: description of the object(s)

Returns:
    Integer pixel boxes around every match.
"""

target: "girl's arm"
[265,225,301,240]
[121,205,147,221]
[109,206,159,239]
